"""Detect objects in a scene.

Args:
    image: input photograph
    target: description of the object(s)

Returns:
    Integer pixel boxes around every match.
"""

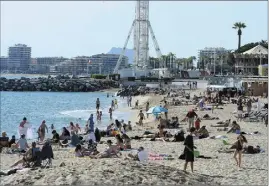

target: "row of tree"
[149,53,196,70]
[146,22,267,74]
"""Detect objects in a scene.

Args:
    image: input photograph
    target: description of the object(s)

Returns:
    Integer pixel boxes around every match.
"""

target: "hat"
[138,146,144,152]
[2,131,7,137]
[23,117,27,121]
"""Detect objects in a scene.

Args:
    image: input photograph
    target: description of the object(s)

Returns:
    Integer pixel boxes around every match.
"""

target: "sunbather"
[74,144,96,157]
[90,140,121,159]
[227,121,241,133]
[122,134,131,149]
[243,145,261,154]
[11,142,39,167]
[195,126,209,139]
[211,119,231,127]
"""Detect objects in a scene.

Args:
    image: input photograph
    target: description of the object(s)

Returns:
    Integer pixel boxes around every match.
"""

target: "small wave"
[59,109,97,120]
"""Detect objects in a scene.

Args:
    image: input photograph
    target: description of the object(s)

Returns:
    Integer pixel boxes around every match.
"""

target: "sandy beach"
[0,88,268,185]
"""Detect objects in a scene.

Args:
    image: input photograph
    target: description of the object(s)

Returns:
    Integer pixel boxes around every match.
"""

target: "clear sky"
[1,1,267,59]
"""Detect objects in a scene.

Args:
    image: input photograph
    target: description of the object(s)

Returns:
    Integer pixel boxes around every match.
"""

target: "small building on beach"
[241,77,268,96]
[234,45,268,75]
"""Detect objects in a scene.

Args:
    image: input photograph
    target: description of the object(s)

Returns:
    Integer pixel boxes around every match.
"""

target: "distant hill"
[107,47,134,64]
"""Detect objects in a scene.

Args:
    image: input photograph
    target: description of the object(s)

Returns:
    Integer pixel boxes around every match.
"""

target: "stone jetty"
[0,75,119,92]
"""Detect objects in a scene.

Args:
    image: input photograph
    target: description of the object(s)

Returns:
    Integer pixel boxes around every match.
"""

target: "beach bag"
[194,150,200,158]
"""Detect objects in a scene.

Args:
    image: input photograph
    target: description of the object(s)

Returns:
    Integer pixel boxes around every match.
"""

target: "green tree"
[233,22,247,50]
[167,52,176,69]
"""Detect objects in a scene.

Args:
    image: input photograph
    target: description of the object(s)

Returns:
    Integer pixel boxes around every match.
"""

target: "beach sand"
[0,89,268,185]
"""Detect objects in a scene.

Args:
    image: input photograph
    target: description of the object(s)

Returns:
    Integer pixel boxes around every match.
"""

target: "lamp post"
[213,49,216,75]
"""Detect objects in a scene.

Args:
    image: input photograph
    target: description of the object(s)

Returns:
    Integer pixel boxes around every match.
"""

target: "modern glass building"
[88,54,128,75]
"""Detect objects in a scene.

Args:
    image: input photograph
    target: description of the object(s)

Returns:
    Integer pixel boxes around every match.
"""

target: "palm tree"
[160,55,167,68]
[167,52,176,69]
[233,22,247,50]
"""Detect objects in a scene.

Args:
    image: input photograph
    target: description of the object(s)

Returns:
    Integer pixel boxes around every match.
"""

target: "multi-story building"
[234,44,268,75]
[88,54,128,75]
[198,47,231,73]
[55,56,91,75]
[30,57,68,74]
[8,44,31,72]
[0,57,8,71]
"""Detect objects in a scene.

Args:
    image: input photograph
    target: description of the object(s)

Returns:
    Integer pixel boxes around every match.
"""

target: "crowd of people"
[0,86,267,174]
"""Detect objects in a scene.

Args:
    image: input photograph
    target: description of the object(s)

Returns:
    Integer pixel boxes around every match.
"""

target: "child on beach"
[194,118,201,130]
[233,133,247,167]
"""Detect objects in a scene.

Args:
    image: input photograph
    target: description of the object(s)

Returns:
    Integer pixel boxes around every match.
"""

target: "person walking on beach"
[138,110,145,126]
[115,99,118,109]
[111,100,115,110]
[163,101,168,120]
[186,109,198,130]
[96,98,100,110]
[129,96,132,107]
[146,102,150,118]
[233,133,247,167]
[183,127,196,172]
[38,120,48,142]
[109,107,113,120]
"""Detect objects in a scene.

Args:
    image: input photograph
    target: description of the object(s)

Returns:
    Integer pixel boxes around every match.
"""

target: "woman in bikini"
[38,120,48,142]
[233,134,247,167]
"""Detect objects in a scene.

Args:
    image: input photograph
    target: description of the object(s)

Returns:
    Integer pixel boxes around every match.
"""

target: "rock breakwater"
[0,75,119,92]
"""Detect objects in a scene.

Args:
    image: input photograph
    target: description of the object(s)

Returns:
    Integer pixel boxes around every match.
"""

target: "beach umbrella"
[146,106,168,114]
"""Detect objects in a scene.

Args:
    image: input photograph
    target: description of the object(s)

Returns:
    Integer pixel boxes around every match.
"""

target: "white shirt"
[18,138,27,151]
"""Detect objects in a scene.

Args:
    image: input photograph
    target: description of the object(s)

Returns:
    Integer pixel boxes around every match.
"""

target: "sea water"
[0,91,130,140]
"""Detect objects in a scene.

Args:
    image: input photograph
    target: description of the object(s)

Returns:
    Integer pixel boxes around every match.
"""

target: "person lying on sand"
[90,140,121,159]
[211,119,231,127]
[243,145,261,154]
[227,121,241,134]
[11,142,39,168]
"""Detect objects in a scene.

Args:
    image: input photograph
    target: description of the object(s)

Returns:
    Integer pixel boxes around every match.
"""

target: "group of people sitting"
[74,133,132,159]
